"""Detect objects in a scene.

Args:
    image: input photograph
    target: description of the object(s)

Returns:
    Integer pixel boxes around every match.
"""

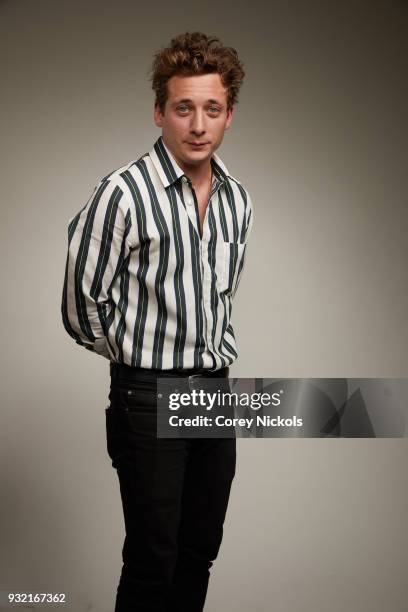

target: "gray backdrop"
[1,0,407,610]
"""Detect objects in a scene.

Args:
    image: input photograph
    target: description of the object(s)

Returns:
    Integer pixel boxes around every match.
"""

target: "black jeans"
[105,365,236,612]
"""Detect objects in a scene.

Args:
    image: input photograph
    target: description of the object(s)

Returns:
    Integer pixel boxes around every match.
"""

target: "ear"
[225,105,234,130]
[154,104,163,128]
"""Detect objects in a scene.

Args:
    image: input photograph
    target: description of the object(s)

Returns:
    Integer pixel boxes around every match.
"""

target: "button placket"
[181,178,199,232]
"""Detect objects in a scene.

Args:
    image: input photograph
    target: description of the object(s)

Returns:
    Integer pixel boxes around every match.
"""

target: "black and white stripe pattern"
[61,136,253,370]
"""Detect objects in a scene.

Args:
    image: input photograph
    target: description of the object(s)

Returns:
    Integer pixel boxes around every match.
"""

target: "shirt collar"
[149,135,230,188]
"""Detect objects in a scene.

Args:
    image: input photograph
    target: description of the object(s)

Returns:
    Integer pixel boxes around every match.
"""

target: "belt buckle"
[188,373,203,391]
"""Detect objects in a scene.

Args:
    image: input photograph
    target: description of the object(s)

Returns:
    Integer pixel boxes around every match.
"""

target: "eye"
[176,105,189,114]
[208,106,221,114]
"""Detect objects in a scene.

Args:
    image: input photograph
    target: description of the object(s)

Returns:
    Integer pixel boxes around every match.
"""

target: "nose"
[190,110,205,136]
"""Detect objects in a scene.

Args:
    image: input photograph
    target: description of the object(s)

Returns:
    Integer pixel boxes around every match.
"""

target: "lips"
[188,142,209,147]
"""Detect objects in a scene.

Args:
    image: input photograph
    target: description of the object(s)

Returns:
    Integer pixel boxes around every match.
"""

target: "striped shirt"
[61,136,253,371]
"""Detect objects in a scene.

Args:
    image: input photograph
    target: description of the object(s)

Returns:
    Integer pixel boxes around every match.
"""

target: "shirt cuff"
[93,337,111,360]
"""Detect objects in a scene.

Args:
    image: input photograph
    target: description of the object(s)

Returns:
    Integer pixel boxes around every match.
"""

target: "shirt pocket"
[217,241,247,296]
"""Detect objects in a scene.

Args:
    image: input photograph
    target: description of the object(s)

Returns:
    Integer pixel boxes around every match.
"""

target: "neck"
[179,160,212,189]
[163,137,212,188]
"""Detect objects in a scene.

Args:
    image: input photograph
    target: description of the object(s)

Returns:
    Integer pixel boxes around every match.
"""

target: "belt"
[110,362,229,391]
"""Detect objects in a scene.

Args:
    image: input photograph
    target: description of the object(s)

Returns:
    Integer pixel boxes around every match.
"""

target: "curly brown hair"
[150,32,245,114]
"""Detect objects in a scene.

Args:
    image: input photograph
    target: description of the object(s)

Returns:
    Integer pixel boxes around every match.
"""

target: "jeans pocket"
[108,381,159,437]
[105,406,124,467]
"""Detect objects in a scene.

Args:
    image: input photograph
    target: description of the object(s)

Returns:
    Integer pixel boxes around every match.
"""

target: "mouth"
[187,142,209,148]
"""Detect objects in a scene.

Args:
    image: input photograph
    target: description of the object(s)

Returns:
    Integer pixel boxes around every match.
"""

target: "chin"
[178,141,213,162]
[184,148,211,160]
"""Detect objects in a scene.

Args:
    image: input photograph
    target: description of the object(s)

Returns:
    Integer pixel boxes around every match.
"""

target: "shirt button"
[182,176,188,183]
[186,198,194,206]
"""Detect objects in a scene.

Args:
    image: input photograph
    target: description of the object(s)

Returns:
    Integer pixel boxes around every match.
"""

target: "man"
[61,31,253,612]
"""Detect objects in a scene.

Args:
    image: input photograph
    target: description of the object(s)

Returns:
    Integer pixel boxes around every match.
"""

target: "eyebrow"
[174,98,223,105]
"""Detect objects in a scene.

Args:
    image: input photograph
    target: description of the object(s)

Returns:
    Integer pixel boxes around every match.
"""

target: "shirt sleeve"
[232,189,254,299]
[243,189,254,243]
[61,177,134,360]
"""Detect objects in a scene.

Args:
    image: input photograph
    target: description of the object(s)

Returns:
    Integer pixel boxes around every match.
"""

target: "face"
[154,73,234,172]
